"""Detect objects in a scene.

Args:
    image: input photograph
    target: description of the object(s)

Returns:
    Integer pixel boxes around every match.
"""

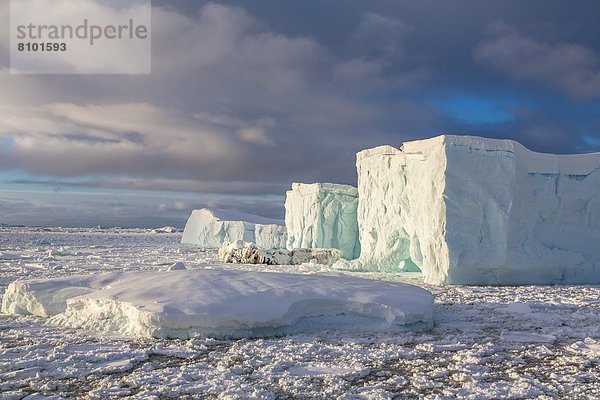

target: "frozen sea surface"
[1,227,599,399]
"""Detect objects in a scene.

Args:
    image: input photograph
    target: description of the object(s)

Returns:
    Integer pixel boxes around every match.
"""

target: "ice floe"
[2,269,434,339]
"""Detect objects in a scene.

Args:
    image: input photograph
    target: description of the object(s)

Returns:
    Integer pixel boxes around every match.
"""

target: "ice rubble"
[150,226,182,234]
[285,183,360,259]
[218,240,342,265]
[181,208,287,249]
[350,134,600,285]
[1,270,433,339]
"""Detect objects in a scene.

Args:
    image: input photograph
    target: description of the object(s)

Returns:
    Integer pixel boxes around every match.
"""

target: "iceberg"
[2,270,434,339]
[181,208,287,249]
[354,134,600,285]
[285,183,360,259]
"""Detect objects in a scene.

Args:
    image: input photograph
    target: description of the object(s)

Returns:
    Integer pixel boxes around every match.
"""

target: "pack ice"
[285,183,360,259]
[181,208,287,249]
[352,135,600,285]
[1,270,434,339]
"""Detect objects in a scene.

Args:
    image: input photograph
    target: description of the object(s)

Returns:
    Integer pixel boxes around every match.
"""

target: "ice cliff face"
[181,208,287,249]
[354,144,446,278]
[355,135,600,285]
[285,183,360,259]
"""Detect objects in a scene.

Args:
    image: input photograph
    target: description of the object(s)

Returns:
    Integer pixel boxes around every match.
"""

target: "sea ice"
[151,226,182,234]
[1,227,600,398]
[181,208,287,249]
[2,269,434,339]
[568,338,600,356]
[503,302,532,314]
[352,134,600,285]
[501,331,556,343]
[285,183,360,259]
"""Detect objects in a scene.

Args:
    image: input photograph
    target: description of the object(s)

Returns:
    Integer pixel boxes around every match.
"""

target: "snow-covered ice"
[285,183,360,259]
[353,134,600,285]
[501,331,557,343]
[218,240,342,265]
[3,269,433,339]
[181,208,287,249]
[1,227,599,399]
[502,302,532,314]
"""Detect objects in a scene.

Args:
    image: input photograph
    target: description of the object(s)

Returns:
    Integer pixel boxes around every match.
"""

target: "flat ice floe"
[2,269,433,339]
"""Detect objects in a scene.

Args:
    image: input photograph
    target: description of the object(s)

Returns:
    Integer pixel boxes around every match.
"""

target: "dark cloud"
[474,20,600,100]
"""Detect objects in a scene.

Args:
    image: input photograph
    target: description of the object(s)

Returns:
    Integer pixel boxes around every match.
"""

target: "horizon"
[1,0,600,227]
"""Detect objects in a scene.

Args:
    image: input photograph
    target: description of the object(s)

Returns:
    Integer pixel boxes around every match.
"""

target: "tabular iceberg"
[181,208,287,249]
[2,270,434,339]
[353,134,600,285]
[285,183,360,259]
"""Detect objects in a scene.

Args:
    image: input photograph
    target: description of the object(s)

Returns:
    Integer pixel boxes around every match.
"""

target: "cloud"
[7,177,290,196]
[351,12,412,60]
[474,20,600,99]
[333,13,430,90]
[2,2,598,227]
[194,112,276,146]
[0,3,433,188]
[151,3,325,95]
[0,101,241,177]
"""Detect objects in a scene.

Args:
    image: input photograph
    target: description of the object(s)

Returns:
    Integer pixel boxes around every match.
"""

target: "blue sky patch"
[432,94,522,125]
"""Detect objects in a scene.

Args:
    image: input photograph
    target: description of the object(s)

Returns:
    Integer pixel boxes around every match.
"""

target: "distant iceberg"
[181,208,287,249]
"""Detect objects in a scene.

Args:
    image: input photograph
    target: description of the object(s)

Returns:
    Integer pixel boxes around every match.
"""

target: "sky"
[1,0,600,228]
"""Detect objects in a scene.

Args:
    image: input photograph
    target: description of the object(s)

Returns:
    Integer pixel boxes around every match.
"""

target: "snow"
[285,183,360,259]
[352,134,600,285]
[1,227,599,398]
[501,331,557,343]
[503,302,532,314]
[181,208,287,249]
[567,338,600,356]
[218,240,342,265]
[3,269,433,339]
[286,364,369,378]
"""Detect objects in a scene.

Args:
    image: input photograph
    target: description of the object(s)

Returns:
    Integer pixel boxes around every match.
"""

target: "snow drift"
[2,270,434,339]
[352,135,600,285]
[285,183,360,259]
[181,208,287,249]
